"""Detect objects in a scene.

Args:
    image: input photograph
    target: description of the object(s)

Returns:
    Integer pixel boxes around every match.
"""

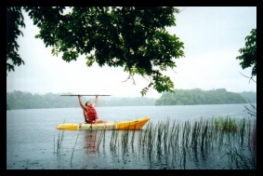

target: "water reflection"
[84,131,97,154]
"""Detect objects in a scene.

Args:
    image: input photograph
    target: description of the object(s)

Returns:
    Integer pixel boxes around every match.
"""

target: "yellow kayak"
[56,117,150,130]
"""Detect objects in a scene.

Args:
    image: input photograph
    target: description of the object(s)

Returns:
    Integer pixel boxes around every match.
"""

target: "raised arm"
[92,95,98,107]
[78,95,87,110]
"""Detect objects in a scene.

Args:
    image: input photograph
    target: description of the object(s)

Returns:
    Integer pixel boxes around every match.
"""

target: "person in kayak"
[78,95,107,124]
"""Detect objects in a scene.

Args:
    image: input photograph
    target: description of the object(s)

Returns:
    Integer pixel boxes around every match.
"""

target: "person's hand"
[78,94,81,98]
[95,95,98,98]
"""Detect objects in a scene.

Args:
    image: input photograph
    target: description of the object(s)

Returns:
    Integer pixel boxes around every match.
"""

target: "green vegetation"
[6,89,256,110]
[6,6,185,96]
[236,28,257,79]
[239,91,257,103]
[6,90,155,110]
[213,116,238,131]
[55,116,256,169]
[155,88,253,105]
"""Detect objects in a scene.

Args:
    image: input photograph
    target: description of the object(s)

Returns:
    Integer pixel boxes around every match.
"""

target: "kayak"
[56,117,150,130]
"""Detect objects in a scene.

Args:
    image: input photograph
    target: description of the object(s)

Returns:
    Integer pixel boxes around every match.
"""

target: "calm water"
[6,104,256,170]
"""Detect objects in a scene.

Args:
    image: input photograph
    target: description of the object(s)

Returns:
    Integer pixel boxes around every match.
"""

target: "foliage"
[155,88,252,105]
[6,91,155,110]
[239,91,257,103]
[236,28,257,78]
[6,6,185,96]
[6,6,25,74]
[7,89,255,110]
[213,116,238,131]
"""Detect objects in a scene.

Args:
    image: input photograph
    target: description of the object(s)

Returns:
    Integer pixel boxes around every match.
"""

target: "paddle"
[60,95,111,96]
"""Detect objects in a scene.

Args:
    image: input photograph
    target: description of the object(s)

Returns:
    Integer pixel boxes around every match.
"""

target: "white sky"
[6,7,257,98]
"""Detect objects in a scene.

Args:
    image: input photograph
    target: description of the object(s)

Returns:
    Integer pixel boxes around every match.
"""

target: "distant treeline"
[155,88,256,106]
[6,91,155,110]
[6,89,256,110]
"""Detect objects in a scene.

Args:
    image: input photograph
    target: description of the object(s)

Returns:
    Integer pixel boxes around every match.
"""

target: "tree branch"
[122,72,136,85]
[239,71,256,83]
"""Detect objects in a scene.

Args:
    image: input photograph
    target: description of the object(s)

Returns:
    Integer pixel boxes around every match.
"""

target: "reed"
[244,118,254,147]
[183,121,191,149]
[214,116,238,131]
[54,119,66,154]
[138,128,143,151]
[191,121,200,149]
[53,136,56,154]
[102,125,106,149]
[95,128,104,151]
[145,122,153,156]
[163,117,170,153]
[179,145,187,170]
[130,128,136,148]
[170,122,180,155]
[141,122,151,153]
[168,120,176,151]
[61,116,255,169]
[200,120,209,151]
[59,119,65,147]
[70,131,79,163]
[110,127,119,151]
[156,121,164,158]
[121,128,130,154]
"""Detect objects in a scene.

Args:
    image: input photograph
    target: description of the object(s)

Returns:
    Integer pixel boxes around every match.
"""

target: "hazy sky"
[6,7,257,98]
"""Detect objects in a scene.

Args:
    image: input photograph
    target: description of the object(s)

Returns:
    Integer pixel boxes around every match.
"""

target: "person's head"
[85,101,91,106]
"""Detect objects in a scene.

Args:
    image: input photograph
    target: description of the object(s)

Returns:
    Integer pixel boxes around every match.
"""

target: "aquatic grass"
[163,117,170,153]
[209,117,217,144]
[138,128,144,151]
[109,128,115,150]
[141,122,152,153]
[130,127,136,148]
[183,120,191,149]
[92,128,99,153]
[214,116,238,132]
[121,128,130,155]
[114,130,120,151]
[54,136,56,154]
[70,130,80,163]
[60,115,256,169]
[54,119,66,154]
[59,119,66,147]
[239,118,246,147]
[210,119,216,148]
[96,130,102,150]
[248,119,255,148]
[110,126,120,151]
[172,122,180,152]
[145,122,154,158]
[95,126,107,152]
[203,120,210,149]
[168,120,176,151]
[156,121,165,158]
[200,121,206,150]
[191,120,201,150]
[102,125,107,149]
[179,145,187,169]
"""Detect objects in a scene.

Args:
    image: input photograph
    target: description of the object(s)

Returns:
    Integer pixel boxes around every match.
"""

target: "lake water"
[6,104,256,170]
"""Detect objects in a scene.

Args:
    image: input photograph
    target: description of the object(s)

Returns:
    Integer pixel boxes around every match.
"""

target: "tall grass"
[57,116,255,169]
[70,130,80,163]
